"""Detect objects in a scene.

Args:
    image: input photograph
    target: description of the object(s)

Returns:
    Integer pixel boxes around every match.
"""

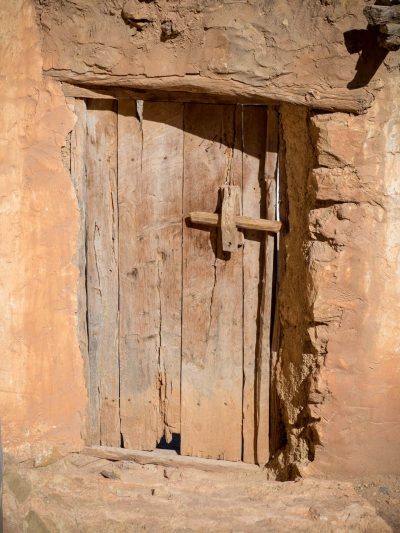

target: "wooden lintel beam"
[189,212,281,233]
[51,72,372,114]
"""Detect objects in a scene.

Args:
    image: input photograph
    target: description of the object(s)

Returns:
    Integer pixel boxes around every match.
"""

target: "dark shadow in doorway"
[156,433,181,453]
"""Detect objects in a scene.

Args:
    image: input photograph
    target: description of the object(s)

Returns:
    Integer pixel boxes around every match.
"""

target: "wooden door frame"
[65,88,281,465]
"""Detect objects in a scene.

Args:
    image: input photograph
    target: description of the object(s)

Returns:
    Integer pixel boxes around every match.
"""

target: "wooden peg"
[220,185,244,252]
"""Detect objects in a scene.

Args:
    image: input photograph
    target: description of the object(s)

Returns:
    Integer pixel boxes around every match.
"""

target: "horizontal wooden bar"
[189,212,282,233]
[81,446,260,474]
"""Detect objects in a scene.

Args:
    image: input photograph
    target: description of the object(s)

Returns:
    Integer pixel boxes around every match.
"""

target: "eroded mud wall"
[305,75,400,476]
[0,0,86,460]
[275,78,400,477]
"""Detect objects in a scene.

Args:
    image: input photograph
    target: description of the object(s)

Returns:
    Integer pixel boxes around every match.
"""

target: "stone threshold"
[82,445,262,474]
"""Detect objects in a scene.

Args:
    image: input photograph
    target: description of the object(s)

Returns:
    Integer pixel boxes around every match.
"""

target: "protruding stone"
[121,0,156,30]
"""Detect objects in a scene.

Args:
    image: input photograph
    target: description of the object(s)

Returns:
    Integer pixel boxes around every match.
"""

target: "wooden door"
[67,98,278,464]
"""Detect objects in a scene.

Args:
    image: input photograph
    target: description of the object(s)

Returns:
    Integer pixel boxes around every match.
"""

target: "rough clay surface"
[3,455,391,532]
[274,79,400,477]
[35,0,377,111]
[0,0,87,459]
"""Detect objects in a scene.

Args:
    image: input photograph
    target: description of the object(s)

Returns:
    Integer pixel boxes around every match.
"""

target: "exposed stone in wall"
[269,104,317,479]
[0,0,87,460]
[305,75,400,476]
[273,73,400,477]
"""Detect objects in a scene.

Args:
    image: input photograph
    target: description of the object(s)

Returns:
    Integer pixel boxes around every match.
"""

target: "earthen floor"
[3,452,393,532]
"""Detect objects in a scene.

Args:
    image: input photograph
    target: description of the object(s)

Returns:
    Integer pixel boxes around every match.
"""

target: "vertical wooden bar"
[67,97,92,442]
[118,101,183,450]
[241,106,270,464]
[267,107,282,457]
[241,106,278,465]
[86,100,120,447]
[181,103,243,461]
[242,106,268,463]
[256,107,278,463]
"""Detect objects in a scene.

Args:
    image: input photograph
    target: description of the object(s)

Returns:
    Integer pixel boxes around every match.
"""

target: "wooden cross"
[189,184,281,253]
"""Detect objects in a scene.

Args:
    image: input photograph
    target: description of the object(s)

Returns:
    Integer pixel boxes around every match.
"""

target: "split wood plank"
[82,446,260,474]
[118,100,184,450]
[86,100,120,447]
[181,103,243,461]
[67,97,92,443]
[189,212,281,233]
[240,106,269,464]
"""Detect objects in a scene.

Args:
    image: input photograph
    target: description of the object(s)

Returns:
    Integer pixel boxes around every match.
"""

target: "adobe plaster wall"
[0,0,87,460]
[275,78,400,477]
[0,0,399,476]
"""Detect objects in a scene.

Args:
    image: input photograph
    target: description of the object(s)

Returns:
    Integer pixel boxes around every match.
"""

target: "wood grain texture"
[220,185,244,252]
[240,106,269,464]
[259,107,278,463]
[67,97,92,443]
[82,446,260,473]
[118,101,183,450]
[86,100,120,447]
[181,103,243,461]
[189,212,281,233]
[51,71,373,114]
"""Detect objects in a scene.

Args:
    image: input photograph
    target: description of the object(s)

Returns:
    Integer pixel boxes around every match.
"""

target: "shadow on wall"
[344,26,388,89]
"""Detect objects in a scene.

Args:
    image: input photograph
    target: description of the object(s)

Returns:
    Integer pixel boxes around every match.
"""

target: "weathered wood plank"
[364,5,400,25]
[86,100,120,447]
[118,101,183,450]
[50,71,373,114]
[261,107,279,463]
[220,185,244,252]
[181,103,243,461]
[67,97,92,443]
[189,212,281,233]
[82,446,260,474]
[240,106,269,464]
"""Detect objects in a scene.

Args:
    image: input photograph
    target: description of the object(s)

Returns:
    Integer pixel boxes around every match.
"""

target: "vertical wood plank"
[266,107,282,458]
[86,100,120,447]
[181,103,243,461]
[118,101,183,450]
[255,107,279,464]
[67,97,92,443]
[241,106,271,464]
